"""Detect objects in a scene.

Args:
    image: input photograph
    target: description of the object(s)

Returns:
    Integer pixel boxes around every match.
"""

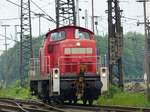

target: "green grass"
[98,92,150,107]
[0,86,30,99]
[0,81,31,99]
[1,82,150,107]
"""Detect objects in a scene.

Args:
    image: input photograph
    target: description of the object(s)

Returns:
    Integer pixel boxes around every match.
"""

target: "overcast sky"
[0,0,149,51]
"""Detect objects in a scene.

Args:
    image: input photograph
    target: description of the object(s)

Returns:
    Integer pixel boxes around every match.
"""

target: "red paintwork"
[39,25,97,77]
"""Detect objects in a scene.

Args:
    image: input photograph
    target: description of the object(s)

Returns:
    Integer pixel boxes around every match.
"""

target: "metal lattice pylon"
[55,0,76,28]
[20,0,33,87]
[108,0,124,89]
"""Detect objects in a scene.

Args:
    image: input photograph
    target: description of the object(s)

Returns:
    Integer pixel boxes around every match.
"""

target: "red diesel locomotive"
[29,25,102,105]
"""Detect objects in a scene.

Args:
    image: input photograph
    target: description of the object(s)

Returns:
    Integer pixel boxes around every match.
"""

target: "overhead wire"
[32,0,55,11]
[6,0,56,23]
[30,0,56,23]
[0,17,38,21]
[122,16,139,21]
[0,34,18,42]
[0,18,20,21]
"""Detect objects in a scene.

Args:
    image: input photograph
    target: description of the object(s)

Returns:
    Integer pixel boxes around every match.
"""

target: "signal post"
[107,0,124,90]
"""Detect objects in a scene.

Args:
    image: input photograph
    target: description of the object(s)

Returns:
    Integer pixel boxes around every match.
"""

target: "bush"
[0,80,30,99]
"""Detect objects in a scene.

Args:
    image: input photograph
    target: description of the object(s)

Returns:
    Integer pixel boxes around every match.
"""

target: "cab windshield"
[75,29,90,39]
[51,31,65,41]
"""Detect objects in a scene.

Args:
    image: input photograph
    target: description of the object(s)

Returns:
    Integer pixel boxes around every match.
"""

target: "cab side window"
[51,32,58,41]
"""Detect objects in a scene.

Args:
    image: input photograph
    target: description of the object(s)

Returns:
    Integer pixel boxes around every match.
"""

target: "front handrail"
[58,55,101,66]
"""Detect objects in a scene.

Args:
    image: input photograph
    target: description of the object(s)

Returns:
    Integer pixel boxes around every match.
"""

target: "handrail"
[58,55,101,67]
[29,56,51,75]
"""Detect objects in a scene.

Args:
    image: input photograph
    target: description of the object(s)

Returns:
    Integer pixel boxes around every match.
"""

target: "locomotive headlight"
[76,42,80,46]
[54,74,58,78]
[54,69,58,78]
[101,67,107,78]
[101,73,106,78]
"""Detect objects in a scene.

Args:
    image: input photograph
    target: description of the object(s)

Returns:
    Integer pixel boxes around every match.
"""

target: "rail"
[1,98,150,112]
[0,98,66,112]
[62,104,150,112]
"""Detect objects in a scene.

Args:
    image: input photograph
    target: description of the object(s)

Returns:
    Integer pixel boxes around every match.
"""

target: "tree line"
[0,32,144,86]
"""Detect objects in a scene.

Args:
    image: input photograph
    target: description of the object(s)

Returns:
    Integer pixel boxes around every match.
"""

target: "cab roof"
[46,25,94,37]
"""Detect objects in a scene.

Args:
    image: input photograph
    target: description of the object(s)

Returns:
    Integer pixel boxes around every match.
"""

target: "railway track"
[0,98,65,112]
[63,104,150,112]
[0,98,150,112]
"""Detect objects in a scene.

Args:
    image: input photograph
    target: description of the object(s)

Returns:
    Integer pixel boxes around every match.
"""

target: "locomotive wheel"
[60,99,64,104]
[88,99,93,105]
[73,97,77,104]
[82,99,87,105]
[69,100,72,104]
[73,99,77,104]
